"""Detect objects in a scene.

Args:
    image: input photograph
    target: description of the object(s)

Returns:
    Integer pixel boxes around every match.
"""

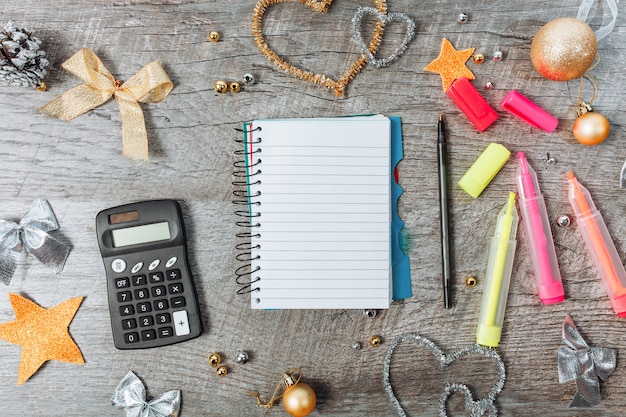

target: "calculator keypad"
[112,255,195,346]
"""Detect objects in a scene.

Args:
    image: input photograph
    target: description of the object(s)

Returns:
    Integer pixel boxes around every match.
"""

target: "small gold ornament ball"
[282,382,317,417]
[573,111,610,145]
[530,17,597,81]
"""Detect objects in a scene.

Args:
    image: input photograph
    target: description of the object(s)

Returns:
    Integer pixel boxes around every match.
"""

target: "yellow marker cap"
[458,143,511,198]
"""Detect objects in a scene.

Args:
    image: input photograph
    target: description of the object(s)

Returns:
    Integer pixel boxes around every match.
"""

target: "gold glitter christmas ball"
[530,18,597,81]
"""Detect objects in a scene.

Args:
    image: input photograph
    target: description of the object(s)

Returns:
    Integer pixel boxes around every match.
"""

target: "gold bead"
[465,275,477,287]
[208,352,222,367]
[214,80,228,94]
[229,81,241,93]
[473,53,485,64]
[368,335,382,347]
[35,82,47,92]
[208,31,220,42]
[216,365,228,377]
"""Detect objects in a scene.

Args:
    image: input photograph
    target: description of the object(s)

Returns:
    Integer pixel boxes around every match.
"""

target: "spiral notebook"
[235,115,411,309]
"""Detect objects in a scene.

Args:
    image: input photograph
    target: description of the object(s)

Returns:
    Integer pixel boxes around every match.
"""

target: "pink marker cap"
[501,90,558,132]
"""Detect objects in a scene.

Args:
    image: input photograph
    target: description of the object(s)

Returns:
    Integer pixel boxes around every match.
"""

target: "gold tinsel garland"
[252,0,387,97]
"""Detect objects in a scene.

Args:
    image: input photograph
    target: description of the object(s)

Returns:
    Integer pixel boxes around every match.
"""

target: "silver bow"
[557,315,616,407]
[112,371,181,417]
[0,199,70,285]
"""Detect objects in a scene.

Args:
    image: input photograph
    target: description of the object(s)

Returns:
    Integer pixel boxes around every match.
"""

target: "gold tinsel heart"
[252,0,387,98]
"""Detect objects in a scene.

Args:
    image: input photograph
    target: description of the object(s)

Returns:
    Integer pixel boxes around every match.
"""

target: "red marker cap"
[446,77,498,132]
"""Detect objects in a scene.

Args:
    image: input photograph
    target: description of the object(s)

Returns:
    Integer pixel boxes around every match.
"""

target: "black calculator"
[96,200,202,349]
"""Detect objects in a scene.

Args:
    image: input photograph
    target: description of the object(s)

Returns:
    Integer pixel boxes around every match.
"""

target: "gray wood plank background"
[1,0,625,416]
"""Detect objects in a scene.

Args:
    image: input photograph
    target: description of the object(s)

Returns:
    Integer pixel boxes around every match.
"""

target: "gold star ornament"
[0,293,84,385]
[424,38,475,91]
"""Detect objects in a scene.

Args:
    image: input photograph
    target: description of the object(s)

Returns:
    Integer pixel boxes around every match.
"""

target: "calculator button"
[139,315,154,327]
[134,288,150,300]
[122,318,137,330]
[148,259,161,271]
[141,329,157,341]
[170,296,186,308]
[149,272,165,283]
[119,305,135,316]
[158,327,174,338]
[117,291,132,303]
[166,269,181,280]
[156,312,171,324]
[136,302,152,313]
[111,258,127,273]
[165,256,178,268]
[168,283,184,294]
[151,285,166,297]
[124,332,140,344]
[115,277,130,289]
[131,262,144,273]
[154,299,169,311]
[132,275,147,286]
[172,310,191,336]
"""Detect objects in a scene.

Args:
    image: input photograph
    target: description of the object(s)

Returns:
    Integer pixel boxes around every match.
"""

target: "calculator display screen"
[111,222,171,247]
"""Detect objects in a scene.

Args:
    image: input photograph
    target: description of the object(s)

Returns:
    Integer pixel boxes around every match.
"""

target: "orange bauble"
[573,111,610,145]
[282,382,317,417]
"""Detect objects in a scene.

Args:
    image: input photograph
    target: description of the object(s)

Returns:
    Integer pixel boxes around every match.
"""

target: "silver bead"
[364,309,376,318]
[557,215,571,227]
[485,82,494,90]
[546,153,557,165]
[352,341,362,350]
[457,13,469,24]
[493,51,503,61]
[243,73,255,85]
[236,351,249,364]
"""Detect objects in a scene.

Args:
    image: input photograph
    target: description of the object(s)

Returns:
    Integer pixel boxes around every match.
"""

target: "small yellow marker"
[476,192,518,347]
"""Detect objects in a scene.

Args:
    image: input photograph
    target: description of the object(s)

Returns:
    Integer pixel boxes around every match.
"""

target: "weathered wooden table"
[1,1,625,416]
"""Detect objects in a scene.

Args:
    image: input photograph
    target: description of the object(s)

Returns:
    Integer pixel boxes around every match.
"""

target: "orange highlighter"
[567,171,626,317]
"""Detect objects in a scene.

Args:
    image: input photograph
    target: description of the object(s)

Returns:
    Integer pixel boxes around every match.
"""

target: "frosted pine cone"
[0,21,49,88]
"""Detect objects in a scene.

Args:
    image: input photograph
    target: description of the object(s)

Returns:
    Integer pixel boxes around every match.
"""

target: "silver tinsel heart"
[0,21,49,88]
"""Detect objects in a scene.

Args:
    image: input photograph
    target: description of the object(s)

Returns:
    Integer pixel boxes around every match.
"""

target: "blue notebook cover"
[390,116,412,300]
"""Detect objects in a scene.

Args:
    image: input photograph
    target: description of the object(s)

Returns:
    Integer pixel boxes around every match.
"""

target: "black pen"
[438,114,452,308]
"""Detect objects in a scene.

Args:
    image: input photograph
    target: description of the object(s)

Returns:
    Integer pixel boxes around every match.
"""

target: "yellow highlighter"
[476,192,519,347]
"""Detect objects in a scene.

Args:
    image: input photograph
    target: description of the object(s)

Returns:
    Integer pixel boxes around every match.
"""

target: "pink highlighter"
[516,152,565,304]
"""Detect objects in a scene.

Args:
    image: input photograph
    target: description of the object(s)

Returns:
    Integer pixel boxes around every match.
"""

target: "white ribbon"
[577,0,620,40]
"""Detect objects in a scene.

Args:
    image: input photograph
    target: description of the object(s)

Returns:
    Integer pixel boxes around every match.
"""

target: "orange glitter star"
[0,293,84,385]
[424,38,475,92]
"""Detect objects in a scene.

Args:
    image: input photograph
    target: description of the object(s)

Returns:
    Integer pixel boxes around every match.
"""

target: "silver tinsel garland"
[0,21,49,88]
[382,333,506,417]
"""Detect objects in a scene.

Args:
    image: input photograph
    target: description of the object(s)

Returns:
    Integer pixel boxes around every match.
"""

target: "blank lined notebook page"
[245,116,392,309]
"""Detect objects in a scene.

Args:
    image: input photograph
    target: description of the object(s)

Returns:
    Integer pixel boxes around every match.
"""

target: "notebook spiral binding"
[233,126,262,294]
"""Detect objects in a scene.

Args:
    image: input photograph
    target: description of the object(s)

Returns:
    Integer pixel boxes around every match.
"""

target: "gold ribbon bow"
[40,48,173,161]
